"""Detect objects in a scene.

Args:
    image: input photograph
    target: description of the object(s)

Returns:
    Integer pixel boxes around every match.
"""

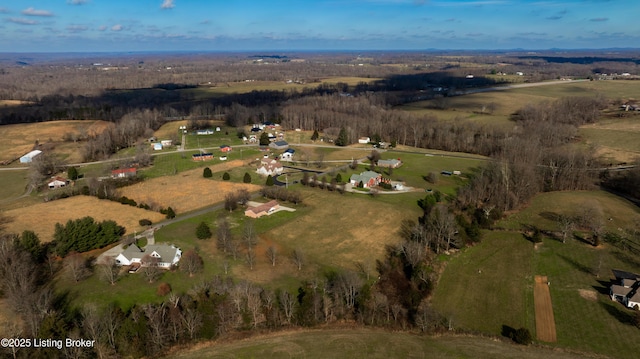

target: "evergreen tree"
[335,127,348,146]
[166,207,176,219]
[203,167,212,178]
[266,175,274,186]
[222,172,231,180]
[243,172,252,183]
[259,132,270,146]
[311,129,319,141]
[336,173,342,183]
[67,166,79,180]
[195,222,212,240]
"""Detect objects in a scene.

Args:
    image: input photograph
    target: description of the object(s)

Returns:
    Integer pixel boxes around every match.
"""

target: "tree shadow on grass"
[600,301,637,326]
[558,254,593,275]
[539,211,560,222]
[501,324,516,339]
[593,279,613,295]
[573,233,593,246]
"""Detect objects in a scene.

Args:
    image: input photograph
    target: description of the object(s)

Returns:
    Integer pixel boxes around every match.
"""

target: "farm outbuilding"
[111,168,137,178]
[20,150,42,163]
[48,176,69,189]
[269,140,289,150]
[220,145,232,152]
[192,153,213,161]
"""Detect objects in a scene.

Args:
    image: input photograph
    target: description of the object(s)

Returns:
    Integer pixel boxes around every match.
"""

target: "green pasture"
[184,130,245,150]
[496,190,640,233]
[511,80,640,100]
[0,170,28,204]
[171,328,587,359]
[433,189,640,357]
[580,127,640,158]
[431,230,534,335]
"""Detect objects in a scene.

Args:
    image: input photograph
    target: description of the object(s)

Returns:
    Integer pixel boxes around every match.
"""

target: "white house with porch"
[115,244,182,269]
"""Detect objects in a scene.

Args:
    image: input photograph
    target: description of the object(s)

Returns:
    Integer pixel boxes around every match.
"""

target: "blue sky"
[0,0,637,52]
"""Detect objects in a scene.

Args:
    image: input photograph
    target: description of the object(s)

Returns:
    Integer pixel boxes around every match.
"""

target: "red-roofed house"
[48,176,69,189]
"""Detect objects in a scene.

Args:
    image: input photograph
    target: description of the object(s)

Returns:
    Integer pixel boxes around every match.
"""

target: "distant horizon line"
[2,47,640,55]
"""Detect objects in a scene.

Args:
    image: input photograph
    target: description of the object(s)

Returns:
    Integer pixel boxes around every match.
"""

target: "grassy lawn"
[496,190,640,233]
[431,230,534,335]
[171,328,587,359]
[0,170,28,204]
[433,188,640,357]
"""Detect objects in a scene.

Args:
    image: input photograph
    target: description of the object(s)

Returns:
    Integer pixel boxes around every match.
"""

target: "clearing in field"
[0,120,110,163]
[534,275,557,342]
[2,195,165,242]
[117,161,261,213]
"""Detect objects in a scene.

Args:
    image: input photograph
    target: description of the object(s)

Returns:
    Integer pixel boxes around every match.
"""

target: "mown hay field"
[118,162,261,213]
[169,328,588,359]
[580,117,640,162]
[0,120,110,163]
[2,195,165,241]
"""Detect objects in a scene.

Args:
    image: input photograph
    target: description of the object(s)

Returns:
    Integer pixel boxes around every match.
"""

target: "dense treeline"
[53,216,125,256]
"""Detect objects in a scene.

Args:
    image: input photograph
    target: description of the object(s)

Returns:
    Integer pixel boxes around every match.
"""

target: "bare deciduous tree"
[180,249,204,277]
[266,246,277,267]
[291,248,305,271]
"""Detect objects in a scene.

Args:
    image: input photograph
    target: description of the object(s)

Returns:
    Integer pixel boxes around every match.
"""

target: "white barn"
[20,150,42,163]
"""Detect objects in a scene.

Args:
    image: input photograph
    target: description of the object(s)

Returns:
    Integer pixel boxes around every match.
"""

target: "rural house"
[280,148,295,161]
[220,145,232,152]
[256,159,283,176]
[245,200,280,218]
[349,171,382,188]
[115,244,182,269]
[20,150,42,163]
[111,167,137,178]
[610,269,640,309]
[358,137,370,144]
[48,176,69,189]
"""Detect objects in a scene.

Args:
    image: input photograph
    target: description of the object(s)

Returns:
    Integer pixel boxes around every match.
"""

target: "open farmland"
[118,162,261,213]
[433,189,640,357]
[170,328,590,359]
[0,120,110,164]
[580,118,640,162]
[2,195,165,241]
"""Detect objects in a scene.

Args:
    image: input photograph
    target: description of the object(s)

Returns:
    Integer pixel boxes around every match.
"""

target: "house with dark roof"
[610,269,640,309]
[281,148,295,161]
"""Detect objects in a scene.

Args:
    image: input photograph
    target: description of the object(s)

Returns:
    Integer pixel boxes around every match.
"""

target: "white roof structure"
[20,150,42,163]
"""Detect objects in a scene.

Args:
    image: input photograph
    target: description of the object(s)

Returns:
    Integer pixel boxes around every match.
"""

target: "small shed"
[153,143,163,150]
[220,145,232,153]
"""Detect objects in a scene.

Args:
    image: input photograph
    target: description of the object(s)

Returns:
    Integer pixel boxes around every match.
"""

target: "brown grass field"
[534,275,557,342]
[2,195,165,242]
[117,161,261,213]
[0,120,110,163]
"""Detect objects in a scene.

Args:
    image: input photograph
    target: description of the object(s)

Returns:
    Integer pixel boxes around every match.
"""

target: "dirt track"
[534,275,557,342]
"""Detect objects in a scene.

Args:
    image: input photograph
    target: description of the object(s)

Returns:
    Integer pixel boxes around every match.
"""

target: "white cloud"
[0,7,9,14]
[67,0,88,5]
[7,17,39,25]
[22,7,54,17]
[161,0,175,9]
[111,24,123,31]
[98,25,107,31]
[67,25,88,33]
